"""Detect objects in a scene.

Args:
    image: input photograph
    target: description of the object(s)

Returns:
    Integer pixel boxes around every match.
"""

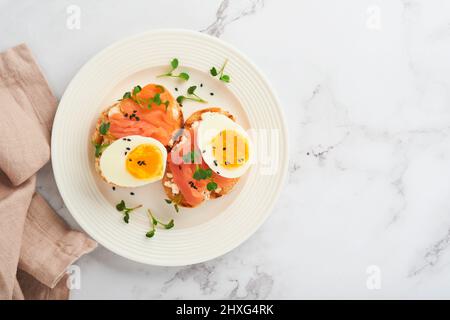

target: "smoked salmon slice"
[168,128,237,207]
[108,84,181,146]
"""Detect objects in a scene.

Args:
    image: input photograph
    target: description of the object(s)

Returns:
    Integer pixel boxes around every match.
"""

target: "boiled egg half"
[197,112,252,179]
[99,135,167,187]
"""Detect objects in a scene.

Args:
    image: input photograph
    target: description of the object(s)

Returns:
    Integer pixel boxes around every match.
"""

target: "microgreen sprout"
[193,166,212,180]
[122,91,132,100]
[115,200,142,223]
[210,59,230,83]
[146,209,175,238]
[122,85,170,111]
[176,86,208,104]
[193,165,218,192]
[132,85,142,95]
[92,141,110,157]
[99,122,110,135]
[157,58,190,81]
[164,198,180,213]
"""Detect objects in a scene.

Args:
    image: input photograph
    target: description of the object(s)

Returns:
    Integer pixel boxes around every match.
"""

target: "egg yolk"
[126,144,163,180]
[211,130,249,169]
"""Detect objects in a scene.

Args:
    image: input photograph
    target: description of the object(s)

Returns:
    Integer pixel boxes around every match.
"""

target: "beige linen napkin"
[0,44,97,300]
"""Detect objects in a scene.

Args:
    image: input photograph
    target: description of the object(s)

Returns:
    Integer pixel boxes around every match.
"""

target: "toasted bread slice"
[92,85,183,183]
[162,108,240,208]
[92,103,120,180]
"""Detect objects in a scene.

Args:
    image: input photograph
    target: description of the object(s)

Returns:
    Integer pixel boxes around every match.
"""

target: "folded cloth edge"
[19,193,97,289]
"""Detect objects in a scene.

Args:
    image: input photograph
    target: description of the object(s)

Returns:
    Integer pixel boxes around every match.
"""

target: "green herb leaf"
[176,96,185,104]
[133,85,142,95]
[146,209,175,237]
[193,169,204,180]
[116,201,142,223]
[178,72,189,81]
[193,167,212,180]
[207,181,218,191]
[164,100,170,111]
[210,59,230,83]
[153,93,161,105]
[187,86,197,95]
[164,199,172,204]
[220,74,230,83]
[164,219,175,229]
[94,143,110,157]
[174,204,179,213]
[99,122,110,135]
[170,58,179,70]
[123,91,132,99]
[116,200,126,211]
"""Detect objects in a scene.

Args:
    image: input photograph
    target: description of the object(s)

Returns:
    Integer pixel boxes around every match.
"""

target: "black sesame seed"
[124,113,128,117]
[213,160,218,166]
[216,171,220,174]
[130,192,135,196]
[175,87,178,91]
[223,147,226,151]
[112,186,116,191]
[133,110,137,113]
[124,152,128,155]
[202,150,206,154]
[127,139,131,141]
[123,138,127,141]
[210,92,214,96]
[200,83,203,87]
[126,147,131,151]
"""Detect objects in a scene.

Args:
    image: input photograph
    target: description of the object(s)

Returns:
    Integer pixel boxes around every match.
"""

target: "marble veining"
[2,0,450,299]
[201,0,265,37]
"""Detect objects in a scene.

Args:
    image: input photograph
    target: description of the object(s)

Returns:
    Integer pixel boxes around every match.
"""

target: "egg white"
[196,112,252,179]
[99,135,167,187]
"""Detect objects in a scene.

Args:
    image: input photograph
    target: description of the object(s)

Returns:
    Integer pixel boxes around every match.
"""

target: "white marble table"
[2,0,450,299]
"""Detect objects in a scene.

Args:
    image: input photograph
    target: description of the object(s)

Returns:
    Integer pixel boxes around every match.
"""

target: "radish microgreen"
[146,209,174,238]
[99,122,110,135]
[193,165,218,192]
[210,59,230,83]
[115,200,142,223]
[164,198,180,213]
[92,141,110,157]
[157,58,190,81]
[176,86,208,104]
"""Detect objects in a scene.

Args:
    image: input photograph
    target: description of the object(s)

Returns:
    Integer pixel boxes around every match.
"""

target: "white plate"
[52,29,288,266]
